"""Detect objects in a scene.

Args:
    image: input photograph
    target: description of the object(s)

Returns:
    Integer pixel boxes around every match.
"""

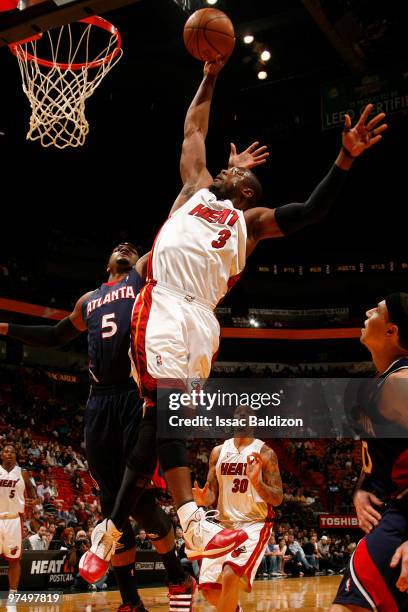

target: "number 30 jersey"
[0,465,25,516]
[82,268,144,386]
[149,189,247,308]
[215,438,272,527]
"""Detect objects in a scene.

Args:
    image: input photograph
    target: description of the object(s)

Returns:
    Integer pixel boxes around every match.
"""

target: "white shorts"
[199,519,273,593]
[131,281,220,399]
[0,516,22,560]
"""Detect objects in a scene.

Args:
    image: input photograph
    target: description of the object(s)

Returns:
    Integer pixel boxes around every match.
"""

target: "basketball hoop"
[9,16,123,149]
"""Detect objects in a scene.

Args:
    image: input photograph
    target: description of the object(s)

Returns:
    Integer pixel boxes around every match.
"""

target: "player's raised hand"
[229,141,269,170]
[204,54,229,76]
[353,489,383,533]
[342,103,387,158]
[390,541,408,591]
[246,452,263,484]
[192,480,211,506]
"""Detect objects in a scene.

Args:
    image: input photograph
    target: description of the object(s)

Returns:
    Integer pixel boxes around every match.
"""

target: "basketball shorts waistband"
[90,378,139,396]
[149,279,215,311]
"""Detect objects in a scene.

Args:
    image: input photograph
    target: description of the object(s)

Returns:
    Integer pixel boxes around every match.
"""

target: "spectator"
[42,492,58,516]
[174,526,199,579]
[135,529,152,551]
[260,534,282,577]
[29,509,44,534]
[29,525,48,551]
[287,534,315,575]
[317,535,335,574]
[22,526,33,550]
[302,534,319,570]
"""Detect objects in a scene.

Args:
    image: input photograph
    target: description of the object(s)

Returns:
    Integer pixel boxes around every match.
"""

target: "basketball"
[183,8,235,62]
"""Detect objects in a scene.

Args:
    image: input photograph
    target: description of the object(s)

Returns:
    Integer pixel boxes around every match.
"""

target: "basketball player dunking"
[331,293,408,612]
[0,444,37,604]
[193,407,283,612]
[81,57,387,581]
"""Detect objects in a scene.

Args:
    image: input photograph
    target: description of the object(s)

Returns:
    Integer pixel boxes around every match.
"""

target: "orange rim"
[9,15,122,70]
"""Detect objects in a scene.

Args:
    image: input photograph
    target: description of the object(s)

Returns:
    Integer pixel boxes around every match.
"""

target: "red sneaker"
[167,573,196,611]
[183,509,248,561]
[79,518,122,583]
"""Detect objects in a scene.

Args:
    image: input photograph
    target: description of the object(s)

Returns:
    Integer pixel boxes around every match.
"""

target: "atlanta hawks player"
[82,56,387,580]
[0,445,36,598]
[193,410,283,612]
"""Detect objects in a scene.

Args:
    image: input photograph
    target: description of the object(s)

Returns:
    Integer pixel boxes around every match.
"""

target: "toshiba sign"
[319,515,359,528]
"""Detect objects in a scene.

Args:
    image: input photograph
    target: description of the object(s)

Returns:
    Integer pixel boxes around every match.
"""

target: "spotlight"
[260,50,271,62]
[206,0,218,4]
[243,34,254,44]
[249,318,259,327]
[257,70,268,80]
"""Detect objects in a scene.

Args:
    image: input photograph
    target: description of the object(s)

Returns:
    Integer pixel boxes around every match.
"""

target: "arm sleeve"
[274,164,348,236]
[7,317,82,347]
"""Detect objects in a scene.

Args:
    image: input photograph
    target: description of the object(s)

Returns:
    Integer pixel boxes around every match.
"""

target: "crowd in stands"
[0,363,363,590]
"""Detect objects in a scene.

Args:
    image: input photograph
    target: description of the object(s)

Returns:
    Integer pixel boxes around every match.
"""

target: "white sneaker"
[79,518,122,583]
[183,508,248,561]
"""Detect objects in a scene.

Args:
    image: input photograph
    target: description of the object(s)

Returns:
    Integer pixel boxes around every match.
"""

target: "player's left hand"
[342,103,387,158]
[229,141,269,170]
[246,452,263,484]
[204,54,230,76]
[390,540,408,591]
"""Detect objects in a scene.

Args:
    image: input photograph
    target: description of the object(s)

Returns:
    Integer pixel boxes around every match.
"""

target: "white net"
[11,17,123,149]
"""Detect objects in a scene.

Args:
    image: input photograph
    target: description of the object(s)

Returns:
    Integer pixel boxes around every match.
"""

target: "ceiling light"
[206,0,218,4]
[243,34,254,44]
[260,50,271,61]
[257,70,267,80]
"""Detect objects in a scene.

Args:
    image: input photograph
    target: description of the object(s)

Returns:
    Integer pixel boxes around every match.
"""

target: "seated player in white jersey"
[193,407,283,612]
[80,56,388,581]
[0,445,37,602]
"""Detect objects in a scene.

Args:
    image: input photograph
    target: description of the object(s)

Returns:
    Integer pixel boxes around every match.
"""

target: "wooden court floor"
[5,576,342,611]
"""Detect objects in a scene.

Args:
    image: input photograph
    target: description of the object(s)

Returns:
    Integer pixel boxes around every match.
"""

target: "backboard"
[0,0,142,45]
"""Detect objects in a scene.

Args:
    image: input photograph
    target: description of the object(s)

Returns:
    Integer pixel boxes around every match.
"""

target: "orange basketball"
[183,8,235,62]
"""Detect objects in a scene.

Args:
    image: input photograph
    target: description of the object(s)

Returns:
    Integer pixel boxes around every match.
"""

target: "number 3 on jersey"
[212,229,231,249]
[102,313,118,338]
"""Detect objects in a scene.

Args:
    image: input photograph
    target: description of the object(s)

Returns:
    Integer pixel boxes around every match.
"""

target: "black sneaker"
[167,573,196,611]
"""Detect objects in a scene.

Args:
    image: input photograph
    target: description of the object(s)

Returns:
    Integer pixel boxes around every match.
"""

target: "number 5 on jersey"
[102,313,117,338]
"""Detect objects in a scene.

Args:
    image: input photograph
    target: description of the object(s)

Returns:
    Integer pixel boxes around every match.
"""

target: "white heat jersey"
[150,188,247,308]
[0,464,25,515]
[215,438,271,527]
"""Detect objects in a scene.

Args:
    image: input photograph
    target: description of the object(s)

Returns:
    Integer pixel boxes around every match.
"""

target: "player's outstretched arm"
[246,448,283,506]
[0,292,91,347]
[192,445,221,507]
[244,104,387,252]
[170,58,228,215]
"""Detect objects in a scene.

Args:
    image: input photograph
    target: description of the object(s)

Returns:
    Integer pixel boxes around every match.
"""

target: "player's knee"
[8,558,20,566]
[157,438,189,471]
[201,586,220,606]
[126,410,158,475]
[222,564,240,586]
